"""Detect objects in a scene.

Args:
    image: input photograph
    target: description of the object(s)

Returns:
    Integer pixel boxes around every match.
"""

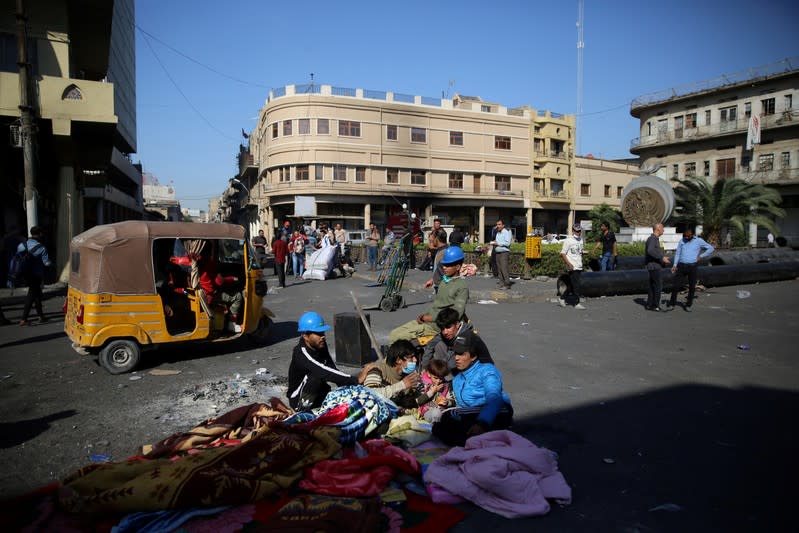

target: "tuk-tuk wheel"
[99,339,141,375]
[249,316,273,346]
[379,298,395,312]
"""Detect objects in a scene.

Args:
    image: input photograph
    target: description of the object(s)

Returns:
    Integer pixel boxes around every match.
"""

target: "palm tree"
[586,203,622,242]
[670,175,785,246]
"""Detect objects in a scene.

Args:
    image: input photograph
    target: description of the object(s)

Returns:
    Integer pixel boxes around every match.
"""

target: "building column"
[364,203,371,228]
[526,207,533,234]
[567,210,575,231]
[424,204,433,225]
[56,166,82,282]
[478,206,485,243]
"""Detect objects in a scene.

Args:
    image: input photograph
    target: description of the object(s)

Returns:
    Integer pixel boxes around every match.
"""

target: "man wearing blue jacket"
[668,227,715,312]
[17,226,52,326]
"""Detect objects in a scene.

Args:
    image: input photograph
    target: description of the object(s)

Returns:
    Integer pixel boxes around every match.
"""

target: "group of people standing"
[287,243,513,447]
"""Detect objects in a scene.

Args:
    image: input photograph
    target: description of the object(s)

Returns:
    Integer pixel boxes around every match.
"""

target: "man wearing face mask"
[362,340,422,409]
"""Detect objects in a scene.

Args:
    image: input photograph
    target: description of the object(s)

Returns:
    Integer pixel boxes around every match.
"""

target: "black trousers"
[568,269,582,303]
[432,404,514,447]
[21,275,44,320]
[275,262,286,288]
[670,263,698,307]
[647,268,662,308]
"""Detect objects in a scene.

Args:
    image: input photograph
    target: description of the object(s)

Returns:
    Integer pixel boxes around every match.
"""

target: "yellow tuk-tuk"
[64,221,274,374]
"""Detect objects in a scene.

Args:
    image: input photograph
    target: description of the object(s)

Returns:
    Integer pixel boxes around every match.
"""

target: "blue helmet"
[439,246,465,265]
[297,311,331,333]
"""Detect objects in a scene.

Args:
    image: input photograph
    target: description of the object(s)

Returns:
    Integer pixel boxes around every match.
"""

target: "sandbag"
[303,246,337,280]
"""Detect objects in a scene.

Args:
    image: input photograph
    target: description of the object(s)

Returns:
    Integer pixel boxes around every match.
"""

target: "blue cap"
[297,311,331,333]
[439,246,465,265]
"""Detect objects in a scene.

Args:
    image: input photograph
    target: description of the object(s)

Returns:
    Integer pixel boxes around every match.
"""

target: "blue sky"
[135,0,799,210]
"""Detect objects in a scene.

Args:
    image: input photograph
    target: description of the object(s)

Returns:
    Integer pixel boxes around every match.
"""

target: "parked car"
[543,233,569,244]
[345,229,368,245]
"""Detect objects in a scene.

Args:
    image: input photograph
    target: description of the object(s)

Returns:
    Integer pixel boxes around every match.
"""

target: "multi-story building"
[0,0,140,280]
[245,84,577,242]
[573,156,640,222]
[630,57,799,245]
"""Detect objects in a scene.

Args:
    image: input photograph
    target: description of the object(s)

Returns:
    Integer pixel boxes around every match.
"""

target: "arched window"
[62,84,83,100]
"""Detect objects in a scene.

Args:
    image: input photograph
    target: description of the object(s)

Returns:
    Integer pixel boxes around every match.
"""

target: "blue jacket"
[673,236,714,267]
[452,360,511,427]
[17,238,51,277]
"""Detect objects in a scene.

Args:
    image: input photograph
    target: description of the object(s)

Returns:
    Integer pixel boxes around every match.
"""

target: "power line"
[139,30,238,142]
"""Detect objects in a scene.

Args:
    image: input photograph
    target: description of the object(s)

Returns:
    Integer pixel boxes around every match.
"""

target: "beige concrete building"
[573,156,640,221]
[0,0,140,280]
[630,57,799,245]
[244,84,579,242]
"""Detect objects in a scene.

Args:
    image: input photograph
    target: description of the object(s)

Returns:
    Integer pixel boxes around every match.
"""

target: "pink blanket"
[424,430,571,518]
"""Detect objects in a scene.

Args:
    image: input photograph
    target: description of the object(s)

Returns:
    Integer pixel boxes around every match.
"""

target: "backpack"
[7,242,42,288]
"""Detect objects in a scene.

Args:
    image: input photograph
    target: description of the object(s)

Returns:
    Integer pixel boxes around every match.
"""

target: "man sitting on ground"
[421,307,494,373]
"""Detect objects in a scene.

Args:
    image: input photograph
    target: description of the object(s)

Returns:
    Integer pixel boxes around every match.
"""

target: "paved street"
[0,269,797,531]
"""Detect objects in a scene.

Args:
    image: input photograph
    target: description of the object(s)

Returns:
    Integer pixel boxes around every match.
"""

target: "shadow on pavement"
[454,384,796,532]
[0,410,78,449]
[0,330,66,350]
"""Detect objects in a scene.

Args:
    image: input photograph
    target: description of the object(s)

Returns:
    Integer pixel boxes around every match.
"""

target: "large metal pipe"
[571,262,799,297]
[588,249,798,271]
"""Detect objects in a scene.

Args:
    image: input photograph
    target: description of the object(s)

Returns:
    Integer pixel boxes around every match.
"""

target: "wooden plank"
[350,291,384,360]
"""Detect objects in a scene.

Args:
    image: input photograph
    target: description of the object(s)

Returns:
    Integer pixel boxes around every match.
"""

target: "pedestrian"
[291,231,306,279]
[366,222,380,271]
[491,219,512,289]
[668,227,714,312]
[559,223,587,310]
[379,228,395,265]
[271,235,288,288]
[17,226,53,326]
[333,223,348,255]
[592,221,617,271]
[251,229,268,267]
[644,223,671,312]
[767,232,775,248]
[287,311,374,411]
[488,223,499,278]
[448,226,465,247]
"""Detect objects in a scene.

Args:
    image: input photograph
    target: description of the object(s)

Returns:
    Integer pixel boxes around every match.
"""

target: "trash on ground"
[649,503,683,512]
[129,375,142,381]
[477,300,498,304]
[255,368,268,375]
[90,454,112,462]
[569,386,581,390]
[149,369,181,376]
[736,290,751,299]
[521,322,529,326]
[602,458,616,464]
[737,344,751,351]
[518,354,526,359]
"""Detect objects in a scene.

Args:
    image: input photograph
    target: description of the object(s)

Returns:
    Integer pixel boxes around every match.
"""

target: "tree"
[670,176,784,246]
[586,203,622,242]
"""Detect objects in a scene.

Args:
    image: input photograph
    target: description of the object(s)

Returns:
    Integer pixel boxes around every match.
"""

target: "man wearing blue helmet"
[287,311,374,411]
[389,246,468,344]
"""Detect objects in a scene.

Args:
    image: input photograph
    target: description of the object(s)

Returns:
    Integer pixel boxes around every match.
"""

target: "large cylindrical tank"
[620,176,676,227]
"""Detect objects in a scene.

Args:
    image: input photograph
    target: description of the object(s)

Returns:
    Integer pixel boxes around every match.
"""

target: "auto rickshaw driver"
[195,241,244,332]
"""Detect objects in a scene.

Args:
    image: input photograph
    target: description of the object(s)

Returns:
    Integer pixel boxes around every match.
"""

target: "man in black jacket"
[420,307,494,373]
[645,223,671,312]
[287,311,373,411]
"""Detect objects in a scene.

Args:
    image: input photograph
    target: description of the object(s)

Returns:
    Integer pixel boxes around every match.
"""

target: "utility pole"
[16,0,38,233]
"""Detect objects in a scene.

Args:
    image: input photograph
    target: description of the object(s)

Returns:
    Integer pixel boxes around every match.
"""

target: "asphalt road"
[0,274,796,532]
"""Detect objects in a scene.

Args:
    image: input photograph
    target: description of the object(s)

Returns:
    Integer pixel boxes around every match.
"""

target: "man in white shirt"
[559,223,586,310]
[490,219,513,289]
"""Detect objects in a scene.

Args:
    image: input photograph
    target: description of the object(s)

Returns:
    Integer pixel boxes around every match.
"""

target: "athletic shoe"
[558,298,566,308]
[575,303,587,310]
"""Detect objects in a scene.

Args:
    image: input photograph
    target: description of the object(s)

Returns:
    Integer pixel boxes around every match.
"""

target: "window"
[295,165,309,181]
[761,98,775,115]
[580,183,590,196]
[785,94,793,111]
[704,160,710,177]
[315,166,324,181]
[781,152,790,169]
[604,185,611,197]
[616,186,623,198]
[298,118,310,135]
[534,179,544,192]
[716,158,736,179]
[317,118,330,135]
[674,116,684,138]
[758,153,774,171]
[481,104,491,112]
[448,172,463,189]
[534,138,544,152]
[339,120,360,137]
[495,176,511,192]
[720,106,737,122]
[745,102,752,118]
[386,169,399,184]
[685,162,696,177]
[672,164,679,178]
[334,166,347,181]
[685,113,697,129]
[494,136,511,150]
[355,167,366,183]
[271,123,278,138]
[283,120,292,136]
[411,127,427,143]
[533,126,541,133]
[645,121,652,136]
[279,167,290,182]
[450,131,463,146]
[411,170,426,185]
[386,124,397,141]
[705,110,711,125]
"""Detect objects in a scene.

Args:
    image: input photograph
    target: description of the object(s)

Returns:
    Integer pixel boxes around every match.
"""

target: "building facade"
[0,0,140,280]
[630,57,799,245]
[573,156,640,222]
[245,84,577,242]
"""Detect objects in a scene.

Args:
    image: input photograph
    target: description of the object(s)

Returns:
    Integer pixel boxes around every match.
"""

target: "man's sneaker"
[558,298,567,308]
[684,305,692,312]
[575,303,587,310]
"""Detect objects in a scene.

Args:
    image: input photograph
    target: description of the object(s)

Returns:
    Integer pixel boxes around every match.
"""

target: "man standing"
[767,232,775,247]
[366,223,380,271]
[645,223,671,312]
[271,235,288,288]
[491,219,512,289]
[559,223,586,310]
[668,227,714,312]
[448,226,465,247]
[333,223,348,254]
[252,229,268,267]
[17,226,52,326]
[592,221,617,271]
[287,311,373,411]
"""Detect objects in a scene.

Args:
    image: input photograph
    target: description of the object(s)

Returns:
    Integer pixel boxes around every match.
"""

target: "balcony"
[261,179,524,200]
[631,110,799,152]
[533,188,571,202]
[744,167,799,185]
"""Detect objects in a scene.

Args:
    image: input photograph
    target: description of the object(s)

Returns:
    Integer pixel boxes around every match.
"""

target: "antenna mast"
[576,0,584,155]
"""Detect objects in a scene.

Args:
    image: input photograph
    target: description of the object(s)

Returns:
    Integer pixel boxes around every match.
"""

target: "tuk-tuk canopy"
[69,221,246,295]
